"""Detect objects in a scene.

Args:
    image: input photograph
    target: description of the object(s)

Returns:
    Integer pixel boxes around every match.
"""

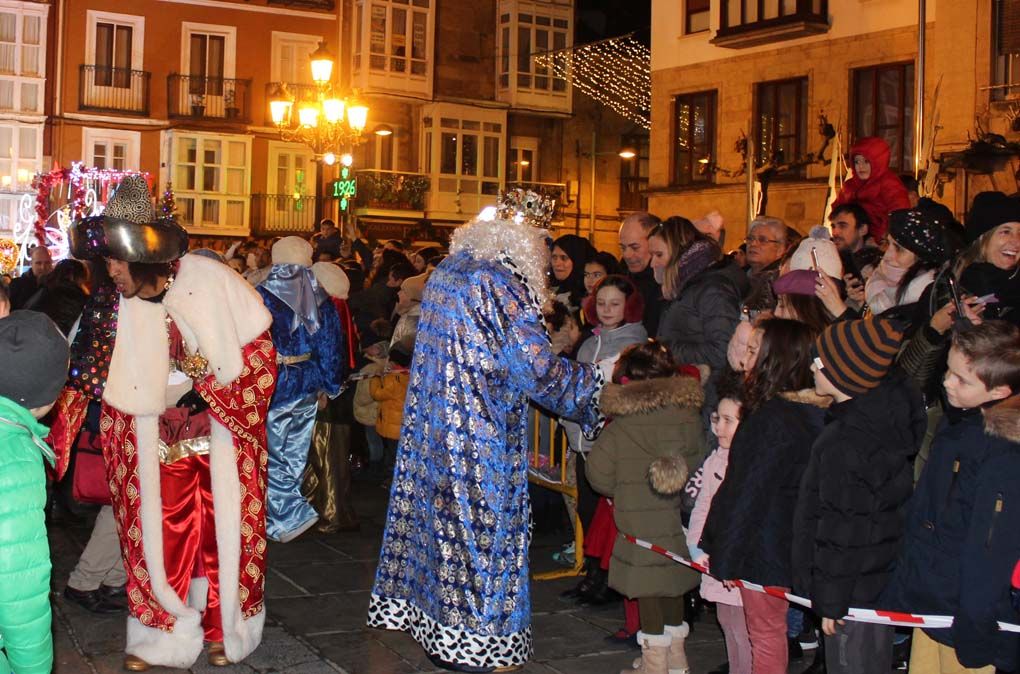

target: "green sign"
[332,166,356,211]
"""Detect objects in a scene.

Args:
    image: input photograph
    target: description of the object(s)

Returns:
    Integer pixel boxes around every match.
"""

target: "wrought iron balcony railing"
[168,74,252,122]
[79,65,151,116]
[355,170,431,211]
[250,193,325,236]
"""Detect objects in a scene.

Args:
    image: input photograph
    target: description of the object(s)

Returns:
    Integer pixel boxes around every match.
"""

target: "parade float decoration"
[11,163,148,267]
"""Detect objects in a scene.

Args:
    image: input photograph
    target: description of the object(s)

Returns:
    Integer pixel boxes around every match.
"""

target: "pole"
[588,129,597,244]
[746,121,756,224]
[914,0,926,179]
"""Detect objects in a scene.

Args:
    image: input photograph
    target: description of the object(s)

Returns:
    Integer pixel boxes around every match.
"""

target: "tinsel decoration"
[533,34,651,129]
[0,237,17,274]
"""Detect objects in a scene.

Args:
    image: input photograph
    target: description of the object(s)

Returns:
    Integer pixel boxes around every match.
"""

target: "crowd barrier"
[624,534,1020,633]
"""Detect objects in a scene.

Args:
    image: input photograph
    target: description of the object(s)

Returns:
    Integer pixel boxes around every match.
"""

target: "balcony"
[354,170,430,218]
[168,74,252,123]
[250,194,327,236]
[506,181,567,221]
[79,65,151,116]
[263,82,319,127]
[711,0,829,49]
[267,0,335,8]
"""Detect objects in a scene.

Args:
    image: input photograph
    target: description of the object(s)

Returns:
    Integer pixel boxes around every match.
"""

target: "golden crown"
[496,188,556,229]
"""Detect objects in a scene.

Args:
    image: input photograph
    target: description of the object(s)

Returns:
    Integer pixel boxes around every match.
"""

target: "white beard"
[449,216,551,299]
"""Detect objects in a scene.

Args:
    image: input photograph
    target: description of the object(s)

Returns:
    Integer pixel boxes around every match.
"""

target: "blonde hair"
[647,216,703,300]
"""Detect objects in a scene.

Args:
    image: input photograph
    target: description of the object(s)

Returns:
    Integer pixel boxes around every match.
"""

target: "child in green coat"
[586,340,706,674]
[0,311,70,674]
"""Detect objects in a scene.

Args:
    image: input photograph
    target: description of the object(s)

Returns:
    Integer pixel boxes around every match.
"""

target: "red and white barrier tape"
[623,534,1020,633]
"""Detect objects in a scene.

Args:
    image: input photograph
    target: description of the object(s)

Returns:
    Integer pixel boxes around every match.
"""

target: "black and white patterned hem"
[367,594,533,670]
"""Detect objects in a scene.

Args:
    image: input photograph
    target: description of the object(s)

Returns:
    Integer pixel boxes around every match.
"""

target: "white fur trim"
[104,298,170,417]
[164,254,272,385]
[664,623,689,639]
[637,631,672,647]
[188,577,209,613]
[272,236,313,268]
[208,418,264,662]
[126,613,204,669]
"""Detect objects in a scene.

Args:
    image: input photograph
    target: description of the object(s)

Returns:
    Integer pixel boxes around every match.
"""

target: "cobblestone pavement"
[48,484,810,674]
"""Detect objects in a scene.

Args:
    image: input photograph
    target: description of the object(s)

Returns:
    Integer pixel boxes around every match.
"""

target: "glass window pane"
[228,141,246,166]
[203,166,219,191]
[20,83,37,111]
[412,11,427,60]
[517,26,530,75]
[227,168,244,193]
[0,13,15,43]
[226,200,244,226]
[93,142,107,169]
[371,4,386,56]
[21,46,38,75]
[18,127,35,158]
[177,165,195,190]
[201,199,219,225]
[855,69,875,137]
[440,132,457,173]
[203,140,222,166]
[483,136,499,178]
[23,15,40,45]
[179,197,194,224]
[461,134,477,175]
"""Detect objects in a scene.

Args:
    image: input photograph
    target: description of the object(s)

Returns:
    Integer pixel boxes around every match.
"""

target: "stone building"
[649,0,1016,245]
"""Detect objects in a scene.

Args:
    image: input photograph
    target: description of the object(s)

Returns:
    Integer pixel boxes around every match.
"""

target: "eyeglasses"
[745,235,782,246]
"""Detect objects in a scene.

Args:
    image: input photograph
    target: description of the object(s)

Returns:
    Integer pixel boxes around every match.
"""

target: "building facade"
[36,0,641,248]
[649,0,1010,244]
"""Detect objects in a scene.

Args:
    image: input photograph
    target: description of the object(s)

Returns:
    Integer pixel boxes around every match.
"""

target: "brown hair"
[952,321,1020,393]
[613,339,677,384]
[743,318,817,411]
[647,216,717,300]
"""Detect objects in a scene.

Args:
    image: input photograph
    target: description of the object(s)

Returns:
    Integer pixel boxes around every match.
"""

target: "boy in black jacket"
[881,321,1020,673]
[795,317,927,673]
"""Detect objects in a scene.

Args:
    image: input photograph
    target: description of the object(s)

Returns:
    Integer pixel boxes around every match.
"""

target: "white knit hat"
[271,236,313,268]
[789,226,843,279]
[311,261,350,299]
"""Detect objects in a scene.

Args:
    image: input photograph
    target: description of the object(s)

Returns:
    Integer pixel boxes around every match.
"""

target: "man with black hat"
[0,311,69,674]
[62,175,278,671]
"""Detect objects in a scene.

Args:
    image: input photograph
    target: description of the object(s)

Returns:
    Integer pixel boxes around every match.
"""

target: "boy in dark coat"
[881,321,1020,673]
[794,317,927,673]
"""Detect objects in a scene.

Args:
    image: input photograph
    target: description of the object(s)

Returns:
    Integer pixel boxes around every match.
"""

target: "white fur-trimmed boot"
[623,631,671,674]
[663,623,691,674]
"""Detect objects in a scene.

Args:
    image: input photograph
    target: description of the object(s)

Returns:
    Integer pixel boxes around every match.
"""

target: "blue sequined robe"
[258,276,344,541]
[367,252,603,670]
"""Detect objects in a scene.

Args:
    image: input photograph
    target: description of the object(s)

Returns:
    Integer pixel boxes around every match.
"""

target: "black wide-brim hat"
[69,175,189,263]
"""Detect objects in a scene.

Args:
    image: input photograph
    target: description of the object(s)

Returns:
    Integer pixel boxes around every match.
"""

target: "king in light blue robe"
[367,249,603,671]
[258,264,344,542]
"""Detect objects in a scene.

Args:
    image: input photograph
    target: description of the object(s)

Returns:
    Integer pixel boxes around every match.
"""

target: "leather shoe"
[123,654,151,671]
[99,584,127,599]
[207,641,230,666]
[63,586,126,615]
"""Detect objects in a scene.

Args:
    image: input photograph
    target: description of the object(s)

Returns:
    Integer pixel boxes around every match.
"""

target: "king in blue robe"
[257,237,344,543]
[367,208,604,671]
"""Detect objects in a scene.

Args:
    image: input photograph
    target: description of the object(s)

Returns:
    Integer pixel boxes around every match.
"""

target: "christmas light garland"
[533,35,651,129]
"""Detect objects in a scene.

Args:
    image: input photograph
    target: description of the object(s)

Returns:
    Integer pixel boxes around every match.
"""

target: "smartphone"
[946,274,972,328]
[810,247,819,272]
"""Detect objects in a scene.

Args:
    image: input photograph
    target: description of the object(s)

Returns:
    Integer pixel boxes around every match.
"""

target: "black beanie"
[0,310,69,409]
[966,191,1020,244]
[888,207,949,265]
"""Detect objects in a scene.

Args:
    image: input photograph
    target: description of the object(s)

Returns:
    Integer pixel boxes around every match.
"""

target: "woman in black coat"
[23,258,89,336]
[700,318,830,674]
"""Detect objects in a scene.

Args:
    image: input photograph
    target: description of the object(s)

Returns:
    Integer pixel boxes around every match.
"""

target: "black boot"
[577,570,621,607]
[801,634,825,673]
[560,558,599,601]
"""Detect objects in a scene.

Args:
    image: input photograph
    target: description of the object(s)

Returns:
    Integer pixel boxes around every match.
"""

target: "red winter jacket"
[832,136,910,242]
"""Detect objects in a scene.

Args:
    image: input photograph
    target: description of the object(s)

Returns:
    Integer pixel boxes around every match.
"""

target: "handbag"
[72,430,111,505]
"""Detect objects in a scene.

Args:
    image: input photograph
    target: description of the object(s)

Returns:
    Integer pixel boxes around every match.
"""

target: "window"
[754,77,808,178]
[95,22,132,86]
[83,128,140,171]
[422,104,506,216]
[497,3,569,94]
[0,124,41,190]
[170,131,250,233]
[353,0,429,77]
[181,23,236,98]
[356,128,398,170]
[271,32,320,85]
[853,63,914,174]
[672,90,716,186]
[0,7,45,114]
[994,0,1020,100]
[509,136,538,183]
[620,134,649,211]
[722,0,827,30]
[686,0,710,34]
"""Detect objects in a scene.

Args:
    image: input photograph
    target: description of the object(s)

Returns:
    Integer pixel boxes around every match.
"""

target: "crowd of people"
[0,135,1019,674]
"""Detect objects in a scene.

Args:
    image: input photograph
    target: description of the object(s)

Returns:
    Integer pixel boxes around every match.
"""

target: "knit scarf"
[675,240,721,296]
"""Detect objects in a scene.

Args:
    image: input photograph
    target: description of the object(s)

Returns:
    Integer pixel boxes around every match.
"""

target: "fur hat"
[272,236,313,268]
[70,175,188,263]
[312,261,350,300]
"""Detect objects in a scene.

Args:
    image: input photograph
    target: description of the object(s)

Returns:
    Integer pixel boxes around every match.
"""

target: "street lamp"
[269,41,369,159]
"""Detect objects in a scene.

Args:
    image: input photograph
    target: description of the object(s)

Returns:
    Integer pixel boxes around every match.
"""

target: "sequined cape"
[367,252,603,670]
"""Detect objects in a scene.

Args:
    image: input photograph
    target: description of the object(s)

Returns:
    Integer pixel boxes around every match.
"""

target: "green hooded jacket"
[0,395,54,674]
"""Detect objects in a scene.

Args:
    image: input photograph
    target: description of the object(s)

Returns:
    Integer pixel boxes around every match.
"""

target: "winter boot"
[664,623,691,674]
[623,631,671,674]
[632,622,690,673]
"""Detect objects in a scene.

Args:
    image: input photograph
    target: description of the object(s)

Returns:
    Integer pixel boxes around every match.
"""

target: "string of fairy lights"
[533,35,651,130]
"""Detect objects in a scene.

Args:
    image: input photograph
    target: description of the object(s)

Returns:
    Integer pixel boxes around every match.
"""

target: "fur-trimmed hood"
[600,375,704,417]
[983,394,1020,444]
[779,388,833,409]
[648,456,689,496]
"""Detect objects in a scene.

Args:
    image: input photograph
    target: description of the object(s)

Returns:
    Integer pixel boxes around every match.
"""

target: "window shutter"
[1000,0,1020,55]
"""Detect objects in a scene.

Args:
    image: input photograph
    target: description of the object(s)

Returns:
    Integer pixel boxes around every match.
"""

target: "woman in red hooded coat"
[832,136,910,243]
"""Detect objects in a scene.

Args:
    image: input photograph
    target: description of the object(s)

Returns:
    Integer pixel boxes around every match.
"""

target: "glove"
[175,389,209,413]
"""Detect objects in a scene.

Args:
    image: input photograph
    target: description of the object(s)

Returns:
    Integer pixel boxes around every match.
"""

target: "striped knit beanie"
[815,318,904,396]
